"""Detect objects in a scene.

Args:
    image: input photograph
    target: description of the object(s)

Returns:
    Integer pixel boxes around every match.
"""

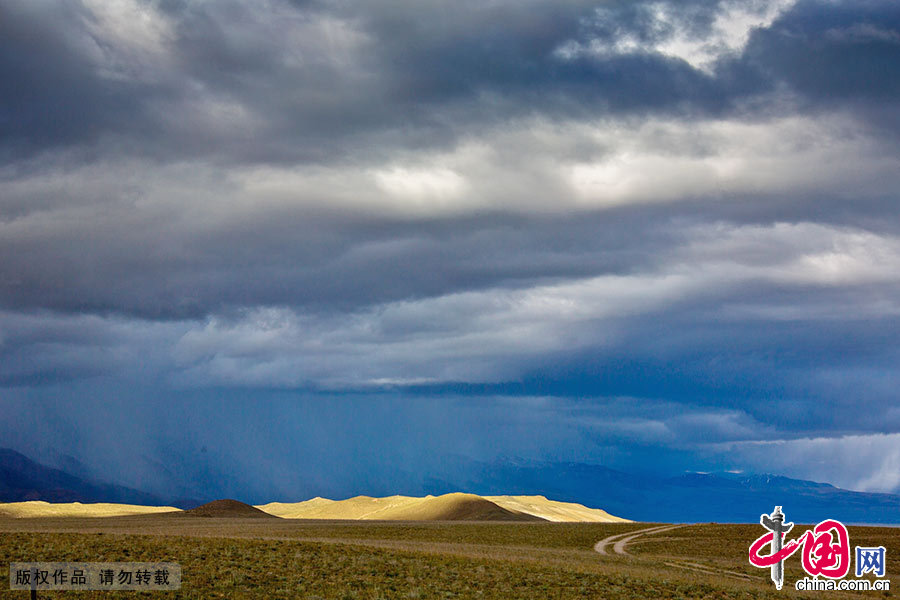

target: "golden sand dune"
[0,501,180,519]
[259,495,416,520]
[256,493,629,522]
[0,493,629,522]
[258,493,539,521]
[485,495,630,523]
[369,493,542,521]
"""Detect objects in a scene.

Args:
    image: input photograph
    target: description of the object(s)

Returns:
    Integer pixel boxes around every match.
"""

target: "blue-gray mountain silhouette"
[0,448,182,507]
[426,459,900,524]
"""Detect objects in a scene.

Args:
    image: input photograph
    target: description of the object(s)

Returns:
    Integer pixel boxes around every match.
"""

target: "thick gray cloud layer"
[2,0,900,496]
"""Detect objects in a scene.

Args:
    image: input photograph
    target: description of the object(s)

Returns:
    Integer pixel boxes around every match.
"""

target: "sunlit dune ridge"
[255,493,631,522]
[0,501,180,518]
[0,493,630,522]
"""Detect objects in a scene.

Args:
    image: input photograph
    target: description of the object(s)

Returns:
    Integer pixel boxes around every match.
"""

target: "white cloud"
[655,0,797,71]
[166,221,900,387]
[218,113,900,216]
[682,222,900,291]
[6,109,897,225]
[558,0,797,72]
[719,433,900,493]
[567,114,900,208]
[373,166,469,209]
[169,272,697,387]
[36,211,853,389]
[80,0,175,80]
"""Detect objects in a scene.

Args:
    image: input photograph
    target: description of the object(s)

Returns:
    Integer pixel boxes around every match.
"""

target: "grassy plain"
[0,516,896,599]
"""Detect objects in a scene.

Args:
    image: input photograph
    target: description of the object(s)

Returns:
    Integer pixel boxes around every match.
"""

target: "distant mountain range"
[3,448,899,523]
[0,448,192,508]
[428,459,900,524]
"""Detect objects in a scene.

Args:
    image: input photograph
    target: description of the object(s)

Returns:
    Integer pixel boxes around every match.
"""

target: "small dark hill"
[183,499,278,518]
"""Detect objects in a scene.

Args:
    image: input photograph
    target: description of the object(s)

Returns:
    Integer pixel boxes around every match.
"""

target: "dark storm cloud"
[0,194,680,318]
[0,0,788,162]
[3,0,898,163]
[0,1,164,158]
[351,0,728,114]
[730,0,900,138]
[743,0,900,103]
[2,0,900,497]
[512,292,900,433]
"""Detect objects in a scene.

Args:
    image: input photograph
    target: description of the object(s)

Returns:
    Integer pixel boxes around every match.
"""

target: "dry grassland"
[0,516,895,599]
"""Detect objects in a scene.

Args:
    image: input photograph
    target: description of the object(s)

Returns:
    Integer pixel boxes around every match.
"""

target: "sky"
[1,0,900,503]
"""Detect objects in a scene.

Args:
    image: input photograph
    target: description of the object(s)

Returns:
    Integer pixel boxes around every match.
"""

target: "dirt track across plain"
[593,524,687,556]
